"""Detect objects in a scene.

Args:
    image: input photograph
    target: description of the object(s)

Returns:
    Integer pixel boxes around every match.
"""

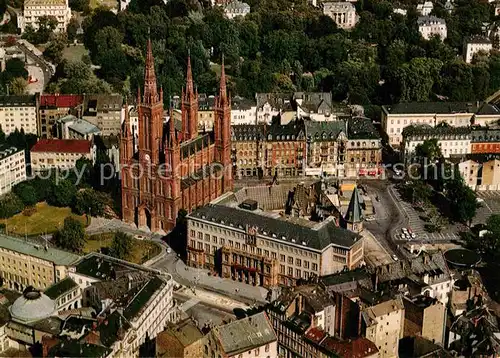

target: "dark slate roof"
[476,102,500,115]
[266,119,305,141]
[189,204,361,250]
[180,132,214,158]
[348,116,380,140]
[47,340,111,358]
[44,277,78,300]
[295,92,333,114]
[471,127,500,142]
[98,310,130,347]
[375,252,451,287]
[231,124,265,141]
[198,93,216,110]
[0,95,36,107]
[123,276,164,320]
[466,35,491,44]
[417,15,446,25]
[232,96,256,110]
[214,312,276,356]
[345,187,363,223]
[305,120,346,142]
[402,124,471,138]
[320,268,372,288]
[383,102,479,115]
[256,93,294,111]
[181,163,223,190]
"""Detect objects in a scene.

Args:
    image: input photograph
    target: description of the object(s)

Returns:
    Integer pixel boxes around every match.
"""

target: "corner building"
[120,40,233,232]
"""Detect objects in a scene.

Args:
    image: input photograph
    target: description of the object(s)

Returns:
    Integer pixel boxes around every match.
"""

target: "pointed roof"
[345,186,363,223]
[143,38,158,104]
[218,56,228,106]
[185,54,194,98]
[122,102,132,137]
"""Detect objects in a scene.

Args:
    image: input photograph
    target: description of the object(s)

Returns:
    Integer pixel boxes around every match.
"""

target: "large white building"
[0,95,38,136]
[464,35,492,63]
[18,0,72,34]
[401,125,471,164]
[68,253,176,356]
[224,1,251,19]
[323,2,358,30]
[0,147,26,195]
[418,16,447,41]
[381,102,500,147]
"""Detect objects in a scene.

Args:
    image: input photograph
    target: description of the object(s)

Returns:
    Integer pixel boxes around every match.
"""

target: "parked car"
[402,228,408,234]
[392,255,399,261]
[410,233,417,239]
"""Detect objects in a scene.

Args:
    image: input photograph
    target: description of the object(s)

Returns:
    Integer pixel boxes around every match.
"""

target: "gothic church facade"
[120,40,233,232]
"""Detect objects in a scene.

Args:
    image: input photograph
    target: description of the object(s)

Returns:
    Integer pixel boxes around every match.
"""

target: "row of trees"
[62,0,500,104]
[404,138,480,226]
[53,216,132,257]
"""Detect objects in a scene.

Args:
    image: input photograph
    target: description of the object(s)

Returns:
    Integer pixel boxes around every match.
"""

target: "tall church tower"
[181,54,198,141]
[138,39,164,165]
[214,57,232,191]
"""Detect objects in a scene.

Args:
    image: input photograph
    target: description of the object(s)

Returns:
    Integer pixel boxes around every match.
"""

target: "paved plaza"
[390,186,460,243]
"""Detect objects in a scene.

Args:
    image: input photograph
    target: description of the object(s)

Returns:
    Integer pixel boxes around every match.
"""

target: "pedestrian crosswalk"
[391,186,460,243]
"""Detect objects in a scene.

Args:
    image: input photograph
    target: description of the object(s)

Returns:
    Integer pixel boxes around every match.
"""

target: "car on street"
[401,233,407,240]
[167,248,171,254]
[410,233,417,239]
[407,227,413,234]
[392,255,399,261]
[402,228,408,234]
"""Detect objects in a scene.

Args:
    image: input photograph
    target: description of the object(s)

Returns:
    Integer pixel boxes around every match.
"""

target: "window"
[265,344,269,352]
[255,348,260,356]
[280,254,285,262]
[296,258,301,266]
[312,263,318,271]
[288,257,293,264]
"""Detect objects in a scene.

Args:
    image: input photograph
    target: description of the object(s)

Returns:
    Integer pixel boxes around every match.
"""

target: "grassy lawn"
[84,233,161,265]
[89,0,117,10]
[1,202,86,236]
[62,44,89,62]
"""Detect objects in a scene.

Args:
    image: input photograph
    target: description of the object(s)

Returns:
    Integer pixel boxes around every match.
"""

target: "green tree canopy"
[109,231,133,260]
[53,217,87,252]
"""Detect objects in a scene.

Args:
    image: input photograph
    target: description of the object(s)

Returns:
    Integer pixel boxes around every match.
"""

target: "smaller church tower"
[214,57,232,191]
[344,186,364,233]
[181,54,198,141]
[120,102,133,164]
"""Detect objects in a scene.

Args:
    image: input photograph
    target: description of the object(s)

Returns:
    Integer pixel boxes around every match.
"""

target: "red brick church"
[120,39,233,232]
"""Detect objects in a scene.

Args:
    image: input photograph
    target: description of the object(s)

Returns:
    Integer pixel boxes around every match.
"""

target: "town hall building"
[120,40,233,232]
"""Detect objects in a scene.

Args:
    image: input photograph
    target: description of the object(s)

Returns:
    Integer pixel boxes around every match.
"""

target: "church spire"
[185,51,194,98]
[219,55,227,106]
[169,108,177,146]
[143,38,158,104]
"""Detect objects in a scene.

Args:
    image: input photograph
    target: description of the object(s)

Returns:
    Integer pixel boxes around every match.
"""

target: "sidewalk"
[172,259,269,305]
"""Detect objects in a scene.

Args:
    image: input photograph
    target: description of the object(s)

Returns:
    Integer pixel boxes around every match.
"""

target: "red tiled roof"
[304,327,327,344]
[321,337,379,358]
[40,94,84,108]
[31,139,91,154]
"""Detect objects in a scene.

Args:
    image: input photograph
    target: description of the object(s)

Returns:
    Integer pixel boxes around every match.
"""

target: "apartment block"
[204,312,278,358]
[464,35,492,63]
[0,147,26,195]
[18,0,72,33]
[402,125,471,163]
[30,139,94,172]
[402,296,446,345]
[82,94,123,136]
[38,94,84,138]
[382,102,500,147]
[362,298,405,358]
[0,95,38,136]
[0,234,80,292]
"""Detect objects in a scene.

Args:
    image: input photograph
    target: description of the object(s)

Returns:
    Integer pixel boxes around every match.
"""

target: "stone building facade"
[186,201,364,287]
[120,40,233,232]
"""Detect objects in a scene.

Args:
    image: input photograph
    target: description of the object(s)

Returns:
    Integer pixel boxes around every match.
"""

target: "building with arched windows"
[120,40,232,233]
